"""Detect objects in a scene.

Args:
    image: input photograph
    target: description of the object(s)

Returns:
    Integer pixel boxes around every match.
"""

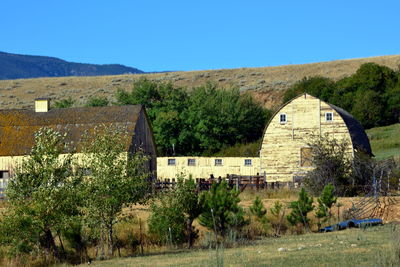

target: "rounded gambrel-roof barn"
[259,93,372,183]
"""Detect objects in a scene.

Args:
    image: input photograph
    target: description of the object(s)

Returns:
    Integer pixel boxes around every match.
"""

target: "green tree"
[173,177,203,248]
[270,201,283,218]
[148,177,202,247]
[384,85,400,124]
[0,127,81,259]
[287,188,314,229]
[249,196,268,235]
[249,196,267,220]
[283,76,336,103]
[270,201,285,236]
[331,63,397,127]
[116,78,161,112]
[116,79,269,156]
[199,181,248,238]
[53,97,75,108]
[182,84,268,155]
[148,193,187,245]
[85,96,109,107]
[116,79,189,155]
[316,184,337,225]
[151,84,189,155]
[351,63,396,93]
[81,125,149,257]
[351,90,385,128]
[282,63,399,130]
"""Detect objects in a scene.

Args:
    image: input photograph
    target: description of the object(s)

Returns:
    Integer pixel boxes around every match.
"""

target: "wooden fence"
[155,174,302,191]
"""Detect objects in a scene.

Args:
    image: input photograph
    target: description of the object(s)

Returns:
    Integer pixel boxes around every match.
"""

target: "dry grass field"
[76,224,399,267]
[74,192,400,267]
[0,55,399,110]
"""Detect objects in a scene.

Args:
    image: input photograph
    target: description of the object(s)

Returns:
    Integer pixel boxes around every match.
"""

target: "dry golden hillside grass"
[0,55,399,110]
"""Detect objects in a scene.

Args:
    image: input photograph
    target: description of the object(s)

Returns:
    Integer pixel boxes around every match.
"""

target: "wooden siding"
[260,94,354,182]
[157,157,260,180]
[132,109,157,178]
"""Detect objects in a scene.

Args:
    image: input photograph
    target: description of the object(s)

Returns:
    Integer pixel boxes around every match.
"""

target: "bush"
[303,134,354,196]
[53,97,74,108]
[85,96,109,107]
[148,177,202,247]
[148,194,187,245]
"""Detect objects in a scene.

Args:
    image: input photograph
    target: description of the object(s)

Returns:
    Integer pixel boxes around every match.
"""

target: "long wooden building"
[0,99,157,191]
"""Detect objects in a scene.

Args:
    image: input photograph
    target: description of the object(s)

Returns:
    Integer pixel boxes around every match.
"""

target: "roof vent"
[35,98,50,112]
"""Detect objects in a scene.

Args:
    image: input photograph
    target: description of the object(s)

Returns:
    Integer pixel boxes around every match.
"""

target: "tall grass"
[375,224,400,266]
[240,188,299,202]
[77,224,397,267]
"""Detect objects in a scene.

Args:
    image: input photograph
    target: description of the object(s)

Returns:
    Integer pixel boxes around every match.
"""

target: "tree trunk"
[187,218,194,249]
[58,233,66,259]
[40,228,59,260]
[108,224,114,257]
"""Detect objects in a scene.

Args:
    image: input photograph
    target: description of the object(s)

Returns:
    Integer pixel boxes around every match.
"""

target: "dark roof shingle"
[328,104,373,155]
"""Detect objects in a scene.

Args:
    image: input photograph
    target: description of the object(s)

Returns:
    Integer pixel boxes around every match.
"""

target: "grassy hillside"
[77,225,399,267]
[0,55,399,110]
[367,123,400,161]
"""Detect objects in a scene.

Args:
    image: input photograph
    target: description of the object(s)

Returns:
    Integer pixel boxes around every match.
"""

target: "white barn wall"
[157,157,260,180]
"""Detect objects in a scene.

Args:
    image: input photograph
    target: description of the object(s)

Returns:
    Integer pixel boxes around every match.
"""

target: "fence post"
[256,176,260,191]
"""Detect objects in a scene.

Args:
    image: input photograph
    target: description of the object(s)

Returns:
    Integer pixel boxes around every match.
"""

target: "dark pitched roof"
[328,104,373,155]
[0,105,143,156]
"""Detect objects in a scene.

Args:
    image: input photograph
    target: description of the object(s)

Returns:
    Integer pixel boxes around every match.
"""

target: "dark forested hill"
[0,51,144,79]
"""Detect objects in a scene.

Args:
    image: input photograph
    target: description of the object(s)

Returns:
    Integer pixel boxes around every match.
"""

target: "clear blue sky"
[1,0,399,72]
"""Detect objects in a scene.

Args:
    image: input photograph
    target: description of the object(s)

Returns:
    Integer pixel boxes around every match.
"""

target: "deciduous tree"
[0,127,81,259]
[80,125,149,257]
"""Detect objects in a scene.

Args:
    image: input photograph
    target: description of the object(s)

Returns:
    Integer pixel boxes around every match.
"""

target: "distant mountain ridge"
[0,51,144,80]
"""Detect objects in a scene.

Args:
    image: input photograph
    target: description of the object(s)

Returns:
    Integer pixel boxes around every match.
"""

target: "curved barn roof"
[327,103,372,155]
[0,105,143,156]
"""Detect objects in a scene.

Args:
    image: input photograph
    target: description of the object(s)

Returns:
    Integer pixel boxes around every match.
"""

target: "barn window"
[325,112,333,122]
[168,158,176,166]
[279,113,287,124]
[0,171,9,190]
[300,147,313,167]
[215,159,223,166]
[244,159,252,166]
[0,171,9,179]
[187,158,196,166]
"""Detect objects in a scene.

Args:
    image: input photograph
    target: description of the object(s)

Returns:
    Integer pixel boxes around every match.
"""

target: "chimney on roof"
[35,98,50,112]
